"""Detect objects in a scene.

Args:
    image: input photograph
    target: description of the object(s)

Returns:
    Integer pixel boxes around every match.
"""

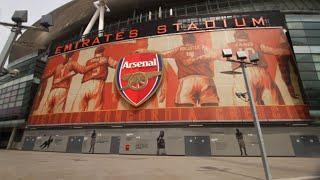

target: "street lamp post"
[222,49,272,180]
[0,10,53,77]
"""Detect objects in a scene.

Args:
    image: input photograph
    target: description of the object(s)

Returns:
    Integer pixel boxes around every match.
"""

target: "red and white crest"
[115,53,164,107]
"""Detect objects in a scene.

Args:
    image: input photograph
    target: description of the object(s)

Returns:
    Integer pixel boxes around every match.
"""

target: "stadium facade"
[0,0,319,156]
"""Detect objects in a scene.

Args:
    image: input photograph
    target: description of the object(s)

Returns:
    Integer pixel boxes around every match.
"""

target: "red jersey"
[52,62,86,89]
[170,45,213,79]
[51,64,72,89]
[82,57,108,83]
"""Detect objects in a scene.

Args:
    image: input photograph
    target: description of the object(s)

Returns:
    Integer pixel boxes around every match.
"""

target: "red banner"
[29,27,310,125]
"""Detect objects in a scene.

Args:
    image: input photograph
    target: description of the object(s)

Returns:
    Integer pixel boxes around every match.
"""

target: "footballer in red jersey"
[229,31,285,105]
[260,34,299,99]
[138,34,219,107]
[71,46,117,112]
[40,52,100,114]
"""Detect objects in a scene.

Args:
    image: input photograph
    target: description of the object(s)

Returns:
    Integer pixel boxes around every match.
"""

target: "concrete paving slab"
[0,150,319,180]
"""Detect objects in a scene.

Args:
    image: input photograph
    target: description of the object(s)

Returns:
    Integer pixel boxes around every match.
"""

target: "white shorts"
[175,75,219,106]
[42,88,67,114]
[72,80,104,112]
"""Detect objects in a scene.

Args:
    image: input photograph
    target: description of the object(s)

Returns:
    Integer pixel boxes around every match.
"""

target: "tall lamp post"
[0,10,53,77]
[222,49,272,180]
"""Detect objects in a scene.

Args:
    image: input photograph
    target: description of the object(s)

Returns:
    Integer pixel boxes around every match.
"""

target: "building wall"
[21,127,320,156]
[286,14,320,115]
[0,53,46,122]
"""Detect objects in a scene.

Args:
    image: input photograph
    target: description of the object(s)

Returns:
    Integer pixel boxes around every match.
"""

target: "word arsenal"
[54,16,267,55]
[122,58,157,69]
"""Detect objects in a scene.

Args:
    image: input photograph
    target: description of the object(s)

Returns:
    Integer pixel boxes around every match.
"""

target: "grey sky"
[0,0,73,65]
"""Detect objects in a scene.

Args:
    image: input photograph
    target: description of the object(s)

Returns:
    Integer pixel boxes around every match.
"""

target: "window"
[10,96,16,102]
[4,97,9,103]
[197,5,207,15]
[176,7,186,16]
[313,54,320,62]
[315,63,320,71]
[11,90,18,96]
[303,81,320,89]
[7,86,13,91]
[305,30,320,37]
[291,38,307,45]
[18,88,25,95]
[297,63,315,71]
[289,30,306,37]
[15,101,23,107]
[307,38,320,45]
[303,22,320,29]
[12,84,19,90]
[186,6,197,16]
[311,46,320,53]
[17,95,24,101]
[287,22,304,29]
[19,82,26,88]
[299,72,319,80]
[9,102,15,108]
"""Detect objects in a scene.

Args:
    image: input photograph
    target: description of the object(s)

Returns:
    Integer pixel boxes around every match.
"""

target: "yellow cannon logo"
[120,71,162,91]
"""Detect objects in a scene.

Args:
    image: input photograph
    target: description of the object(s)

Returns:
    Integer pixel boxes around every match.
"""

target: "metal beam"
[82,8,100,36]
[99,6,105,36]
[0,27,20,71]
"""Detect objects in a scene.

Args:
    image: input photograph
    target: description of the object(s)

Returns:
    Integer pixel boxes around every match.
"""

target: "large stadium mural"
[28,28,309,125]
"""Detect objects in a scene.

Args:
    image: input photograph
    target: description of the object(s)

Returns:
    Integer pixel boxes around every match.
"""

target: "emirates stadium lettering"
[51,11,285,56]
[122,58,157,69]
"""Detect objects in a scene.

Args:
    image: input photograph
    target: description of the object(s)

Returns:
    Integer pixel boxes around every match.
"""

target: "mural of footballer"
[39,52,102,114]
[71,46,117,112]
[227,31,285,105]
[260,34,300,99]
[137,33,219,107]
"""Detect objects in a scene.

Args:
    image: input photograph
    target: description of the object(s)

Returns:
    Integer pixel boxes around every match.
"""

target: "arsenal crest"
[115,53,164,107]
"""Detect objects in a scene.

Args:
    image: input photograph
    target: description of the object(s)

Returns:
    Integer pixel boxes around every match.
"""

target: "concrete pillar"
[6,127,17,150]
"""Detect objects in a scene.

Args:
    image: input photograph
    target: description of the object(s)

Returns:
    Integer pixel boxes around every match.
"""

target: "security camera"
[222,49,233,58]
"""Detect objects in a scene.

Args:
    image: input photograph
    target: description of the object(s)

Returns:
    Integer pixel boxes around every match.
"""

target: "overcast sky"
[0,0,73,66]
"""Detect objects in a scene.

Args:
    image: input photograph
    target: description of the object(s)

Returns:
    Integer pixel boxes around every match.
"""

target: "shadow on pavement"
[198,166,263,180]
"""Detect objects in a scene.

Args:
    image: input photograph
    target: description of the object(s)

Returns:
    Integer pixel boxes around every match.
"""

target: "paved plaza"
[0,150,319,180]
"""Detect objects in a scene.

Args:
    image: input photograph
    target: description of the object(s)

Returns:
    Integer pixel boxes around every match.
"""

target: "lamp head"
[39,14,53,30]
[236,51,247,60]
[222,49,233,58]
[249,53,260,64]
[12,10,28,23]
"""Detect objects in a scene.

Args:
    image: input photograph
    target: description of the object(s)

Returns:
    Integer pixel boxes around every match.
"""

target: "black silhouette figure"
[235,129,248,156]
[89,130,97,154]
[40,136,53,150]
[157,130,166,155]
